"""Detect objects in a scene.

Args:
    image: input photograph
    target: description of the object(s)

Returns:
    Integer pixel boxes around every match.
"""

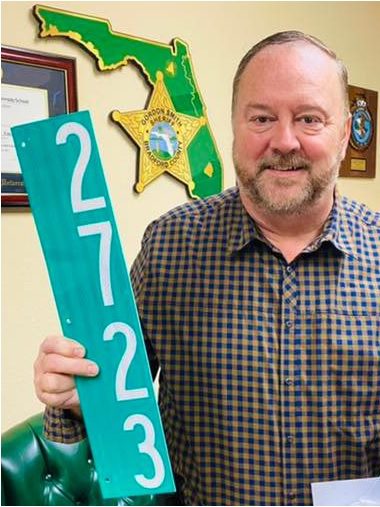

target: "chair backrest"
[1,413,167,506]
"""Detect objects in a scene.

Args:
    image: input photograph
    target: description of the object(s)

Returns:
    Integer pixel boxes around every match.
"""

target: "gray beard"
[234,152,340,215]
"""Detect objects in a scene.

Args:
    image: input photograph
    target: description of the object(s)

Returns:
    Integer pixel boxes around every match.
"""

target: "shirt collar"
[227,188,358,259]
[226,189,262,255]
[317,190,358,259]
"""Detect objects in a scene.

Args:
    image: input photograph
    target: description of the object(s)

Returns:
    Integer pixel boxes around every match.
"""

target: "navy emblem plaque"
[340,85,377,178]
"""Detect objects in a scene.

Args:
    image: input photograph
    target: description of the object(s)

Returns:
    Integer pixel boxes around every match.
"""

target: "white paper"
[312,477,380,506]
[2,83,49,173]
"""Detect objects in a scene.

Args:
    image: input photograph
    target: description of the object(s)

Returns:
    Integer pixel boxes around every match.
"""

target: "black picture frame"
[1,45,78,207]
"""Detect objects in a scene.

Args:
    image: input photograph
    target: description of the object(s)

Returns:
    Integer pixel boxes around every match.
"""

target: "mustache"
[258,154,312,172]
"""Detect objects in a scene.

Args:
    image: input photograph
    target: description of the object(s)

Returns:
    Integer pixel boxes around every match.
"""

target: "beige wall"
[2,1,380,431]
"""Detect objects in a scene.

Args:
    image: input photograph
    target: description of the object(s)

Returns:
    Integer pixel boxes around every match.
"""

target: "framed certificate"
[1,46,78,207]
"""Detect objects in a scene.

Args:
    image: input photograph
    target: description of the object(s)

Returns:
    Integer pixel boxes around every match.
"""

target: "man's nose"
[269,121,301,154]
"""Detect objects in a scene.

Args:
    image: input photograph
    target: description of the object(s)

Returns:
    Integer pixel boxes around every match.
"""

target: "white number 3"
[124,414,165,488]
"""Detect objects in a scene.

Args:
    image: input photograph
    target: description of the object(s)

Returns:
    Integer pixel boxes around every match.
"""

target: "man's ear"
[339,113,352,161]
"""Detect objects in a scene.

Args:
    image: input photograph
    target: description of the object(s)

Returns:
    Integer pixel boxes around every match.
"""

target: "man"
[34,31,380,505]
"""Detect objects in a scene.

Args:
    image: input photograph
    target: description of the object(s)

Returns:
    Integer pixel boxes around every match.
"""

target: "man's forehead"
[234,41,347,117]
[248,40,335,68]
[242,41,343,91]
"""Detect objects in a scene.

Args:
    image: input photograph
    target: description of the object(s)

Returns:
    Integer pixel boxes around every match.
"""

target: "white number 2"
[124,414,165,489]
[56,122,106,213]
[103,322,149,401]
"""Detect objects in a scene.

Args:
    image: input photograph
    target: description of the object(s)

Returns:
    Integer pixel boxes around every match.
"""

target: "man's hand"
[34,336,99,418]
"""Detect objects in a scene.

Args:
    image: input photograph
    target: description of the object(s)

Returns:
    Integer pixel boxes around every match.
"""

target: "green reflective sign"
[11,111,175,499]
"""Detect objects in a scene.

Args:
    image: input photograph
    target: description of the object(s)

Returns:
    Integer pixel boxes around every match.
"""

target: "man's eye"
[299,115,321,124]
[251,116,272,124]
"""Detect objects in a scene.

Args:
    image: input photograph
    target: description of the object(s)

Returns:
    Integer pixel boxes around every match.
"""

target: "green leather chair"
[1,413,177,506]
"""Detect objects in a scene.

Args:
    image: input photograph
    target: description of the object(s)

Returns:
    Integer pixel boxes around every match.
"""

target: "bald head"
[232,31,349,116]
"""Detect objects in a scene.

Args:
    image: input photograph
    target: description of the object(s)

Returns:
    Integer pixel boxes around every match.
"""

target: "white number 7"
[77,221,114,306]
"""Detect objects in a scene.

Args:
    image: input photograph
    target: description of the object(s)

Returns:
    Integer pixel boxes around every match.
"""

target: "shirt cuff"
[43,406,87,443]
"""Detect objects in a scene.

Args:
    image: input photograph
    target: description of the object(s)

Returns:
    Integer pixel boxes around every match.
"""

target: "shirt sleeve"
[44,405,87,443]
[130,220,160,380]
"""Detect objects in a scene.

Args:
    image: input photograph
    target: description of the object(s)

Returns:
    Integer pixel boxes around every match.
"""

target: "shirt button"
[286,434,294,444]
[286,265,292,273]
[284,377,293,386]
[288,491,296,501]
[285,320,293,328]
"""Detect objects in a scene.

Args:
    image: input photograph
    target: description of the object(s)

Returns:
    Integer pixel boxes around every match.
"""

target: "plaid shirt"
[45,187,380,506]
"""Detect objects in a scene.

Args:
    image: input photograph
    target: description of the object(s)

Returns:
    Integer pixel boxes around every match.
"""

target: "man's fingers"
[42,353,99,377]
[39,335,85,358]
[40,373,75,394]
[41,390,80,409]
[34,335,93,411]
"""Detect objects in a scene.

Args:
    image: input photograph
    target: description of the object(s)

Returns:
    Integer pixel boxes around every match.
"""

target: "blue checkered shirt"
[45,187,380,506]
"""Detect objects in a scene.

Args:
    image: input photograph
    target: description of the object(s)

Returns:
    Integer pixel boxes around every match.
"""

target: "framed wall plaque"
[1,46,78,207]
[339,85,377,178]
